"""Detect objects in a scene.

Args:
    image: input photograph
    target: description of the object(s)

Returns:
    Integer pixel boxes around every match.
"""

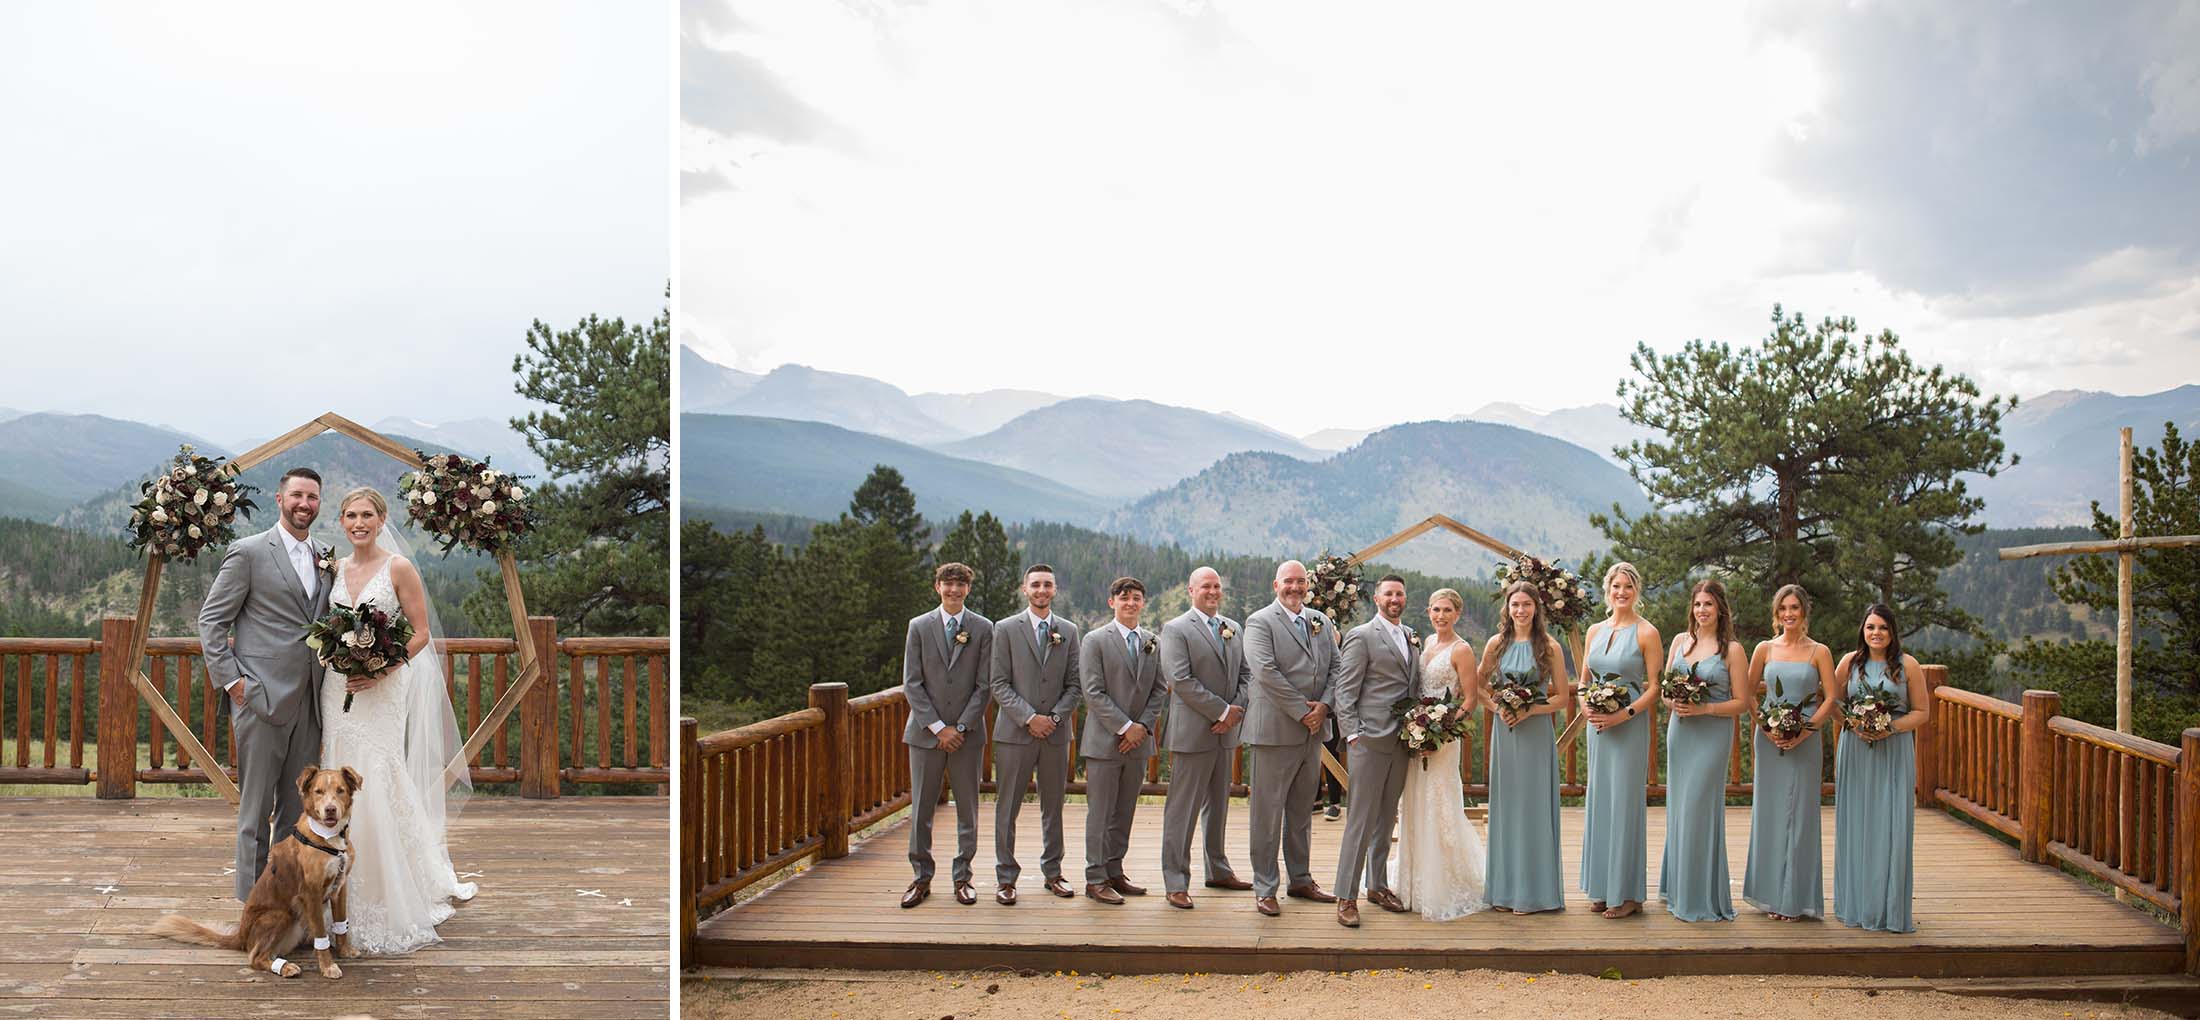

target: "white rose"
[193,488,208,506]
[155,487,172,505]
[480,469,495,483]
[509,485,525,499]
[151,508,169,524]
[213,491,229,506]
[187,525,201,539]
[183,465,196,477]
[479,500,497,515]
[341,631,363,648]
[421,491,437,505]
[472,485,491,500]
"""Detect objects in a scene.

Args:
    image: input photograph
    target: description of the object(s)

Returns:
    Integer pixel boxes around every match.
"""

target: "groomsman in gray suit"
[1241,559,1340,916]
[1332,574,1420,927]
[1156,566,1252,910]
[898,562,995,908]
[198,467,334,901]
[1077,577,1166,904]
[989,564,1082,904]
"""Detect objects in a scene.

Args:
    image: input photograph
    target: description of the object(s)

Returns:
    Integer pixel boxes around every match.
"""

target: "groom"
[198,467,335,900]
[1333,574,1419,927]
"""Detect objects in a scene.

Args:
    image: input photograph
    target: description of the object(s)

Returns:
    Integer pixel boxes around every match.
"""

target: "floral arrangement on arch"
[399,451,536,554]
[1492,553,1594,633]
[125,445,256,562]
[1304,552,1364,626]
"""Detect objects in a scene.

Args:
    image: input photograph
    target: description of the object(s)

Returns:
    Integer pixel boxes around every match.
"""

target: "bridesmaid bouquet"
[1581,673,1632,715]
[1843,682,1901,739]
[1488,670,1549,725]
[305,603,415,713]
[1393,692,1473,771]
[1662,662,1714,705]
[1756,676,1820,756]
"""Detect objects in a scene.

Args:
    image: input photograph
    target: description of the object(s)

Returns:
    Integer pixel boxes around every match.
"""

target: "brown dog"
[151,765,360,978]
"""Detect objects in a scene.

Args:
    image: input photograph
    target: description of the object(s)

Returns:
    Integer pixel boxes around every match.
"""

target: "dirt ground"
[684,967,2179,1020]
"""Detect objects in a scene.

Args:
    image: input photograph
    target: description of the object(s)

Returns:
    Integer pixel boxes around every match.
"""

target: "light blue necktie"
[1209,617,1222,644]
[1292,614,1308,642]
[1126,629,1139,665]
[944,614,960,660]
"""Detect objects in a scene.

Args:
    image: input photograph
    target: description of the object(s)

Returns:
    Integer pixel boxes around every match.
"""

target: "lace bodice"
[1420,638,1464,697]
[331,556,397,613]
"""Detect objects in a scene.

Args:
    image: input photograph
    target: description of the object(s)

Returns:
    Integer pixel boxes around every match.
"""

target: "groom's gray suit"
[198,526,331,900]
[1333,616,1421,903]
[1241,600,1338,900]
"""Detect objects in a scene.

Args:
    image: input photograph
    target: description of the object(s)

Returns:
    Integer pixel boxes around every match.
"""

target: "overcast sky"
[684,0,2200,431]
[0,2,668,445]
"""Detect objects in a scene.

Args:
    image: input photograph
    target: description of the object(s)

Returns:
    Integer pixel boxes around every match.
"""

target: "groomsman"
[1156,566,1253,910]
[899,562,995,908]
[1332,574,1419,927]
[989,563,1082,904]
[1078,577,1166,904]
[1241,559,1340,917]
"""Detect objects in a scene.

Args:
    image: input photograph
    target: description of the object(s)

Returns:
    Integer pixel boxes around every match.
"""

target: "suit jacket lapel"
[1010,612,1041,674]
[1191,612,1225,665]
[1278,604,1313,657]
[924,613,952,674]
[267,530,311,614]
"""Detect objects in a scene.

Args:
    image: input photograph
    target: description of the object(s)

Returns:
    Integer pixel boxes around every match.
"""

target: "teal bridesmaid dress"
[1743,658,1824,919]
[1660,640,1735,921]
[1834,659,1916,932]
[1485,639,1563,912]
[1580,621,1649,906]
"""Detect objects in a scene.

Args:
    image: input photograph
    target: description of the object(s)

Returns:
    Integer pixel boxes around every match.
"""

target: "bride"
[320,486,477,956]
[1392,587,1490,921]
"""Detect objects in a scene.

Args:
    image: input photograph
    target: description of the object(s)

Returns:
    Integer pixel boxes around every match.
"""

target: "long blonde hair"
[1481,581,1557,686]
[1770,583,1812,631]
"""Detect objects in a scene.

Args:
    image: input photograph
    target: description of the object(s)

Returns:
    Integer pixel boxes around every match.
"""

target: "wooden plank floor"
[698,799,2183,978]
[0,796,670,1019]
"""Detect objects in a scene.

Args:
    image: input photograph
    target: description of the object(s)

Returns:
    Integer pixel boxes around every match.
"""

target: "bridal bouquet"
[1393,691,1473,771]
[1488,670,1549,725]
[1843,679,1902,739]
[1581,673,1633,715]
[1757,676,1819,756]
[1492,553,1595,633]
[125,445,256,563]
[306,603,415,713]
[1304,552,1363,626]
[1662,661,1714,705]
[400,451,536,554]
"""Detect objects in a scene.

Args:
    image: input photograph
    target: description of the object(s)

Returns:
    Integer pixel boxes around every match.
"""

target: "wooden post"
[519,615,560,799]
[1915,665,1945,807]
[812,682,852,859]
[2178,728,2199,976]
[2118,427,2135,735]
[96,616,137,799]
[2019,689,2061,864]
[680,717,699,969]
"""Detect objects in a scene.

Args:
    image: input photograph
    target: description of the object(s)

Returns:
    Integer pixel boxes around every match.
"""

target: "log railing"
[2045,714,2182,914]
[0,615,667,797]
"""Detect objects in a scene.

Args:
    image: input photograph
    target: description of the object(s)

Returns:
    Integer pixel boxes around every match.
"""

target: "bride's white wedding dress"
[1391,638,1490,921]
[320,555,476,956]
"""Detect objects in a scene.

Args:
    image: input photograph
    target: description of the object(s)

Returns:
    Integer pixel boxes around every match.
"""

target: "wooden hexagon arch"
[123,411,543,804]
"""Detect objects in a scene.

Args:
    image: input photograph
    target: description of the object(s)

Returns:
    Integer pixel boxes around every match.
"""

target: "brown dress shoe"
[1254,896,1281,917]
[1086,883,1125,905]
[1108,876,1147,896]
[1166,891,1194,910]
[1044,876,1075,898]
[900,881,931,909]
[1287,882,1338,903]
[1204,874,1253,891]
[953,880,977,905]
[1369,888,1409,913]
[1337,899,1361,928]
[996,883,1018,906]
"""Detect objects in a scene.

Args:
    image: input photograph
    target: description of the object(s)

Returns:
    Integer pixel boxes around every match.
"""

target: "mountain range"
[1971,385,2200,527]
[938,397,1320,501]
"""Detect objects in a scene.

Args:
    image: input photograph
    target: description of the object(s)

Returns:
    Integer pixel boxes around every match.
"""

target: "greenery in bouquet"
[1493,553,1594,633]
[1581,673,1632,715]
[305,602,415,712]
[1662,661,1714,705]
[1304,552,1363,626]
[1392,691,1472,770]
[400,451,537,554]
[1757,675,1820,755]
[1843,680,1901,739]
[125,444,256,563]
[1488,669,1550,725]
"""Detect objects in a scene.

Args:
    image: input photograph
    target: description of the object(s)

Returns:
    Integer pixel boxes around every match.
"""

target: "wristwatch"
[955,723,968,733]
[1626,706,1637,717]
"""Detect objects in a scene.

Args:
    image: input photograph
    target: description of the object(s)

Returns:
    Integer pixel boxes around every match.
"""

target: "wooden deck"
[0,796,670,1019]
[697,799,2184,979]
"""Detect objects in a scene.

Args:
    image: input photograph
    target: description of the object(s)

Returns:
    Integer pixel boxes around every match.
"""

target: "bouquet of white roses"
[400,451,535,554]
[1304,552,1363,626]
[125,445,256,563]
[305,602,415,713]
[1581,672,1633,715]
[1393,690,1473,771]
[1843,679,1901,739]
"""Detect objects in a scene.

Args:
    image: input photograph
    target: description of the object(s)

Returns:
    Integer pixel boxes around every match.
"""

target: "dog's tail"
[149,913,242,949]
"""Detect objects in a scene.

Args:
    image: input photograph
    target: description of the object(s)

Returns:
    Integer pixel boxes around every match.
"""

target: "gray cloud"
[681,16,836,146]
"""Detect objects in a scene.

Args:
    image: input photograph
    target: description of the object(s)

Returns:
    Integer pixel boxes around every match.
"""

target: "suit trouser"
[1159,746,1239,893]
[1082,755,1146,884]
[1247,740,1322,899]
[907,736,984,884]
[993,739,1069,885]
[232,701,319,901]
[1334,737,1410,901]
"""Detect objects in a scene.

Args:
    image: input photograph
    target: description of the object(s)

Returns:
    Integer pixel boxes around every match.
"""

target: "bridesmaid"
[1833,603,1928,933]
[1659,579,1750,922]
[1478,581,1570,913]
[1742,584,1838,921]
[1578,562,1662,919]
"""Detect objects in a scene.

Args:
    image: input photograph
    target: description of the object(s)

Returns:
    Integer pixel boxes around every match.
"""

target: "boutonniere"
[1405,628,1421,648]
[953,630,970,646]
[1219,624,1236,641]
[1308,618,1324,636]
[1047,629,1064,647]
[1142,636,1158,656]
[315,545,337,574]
